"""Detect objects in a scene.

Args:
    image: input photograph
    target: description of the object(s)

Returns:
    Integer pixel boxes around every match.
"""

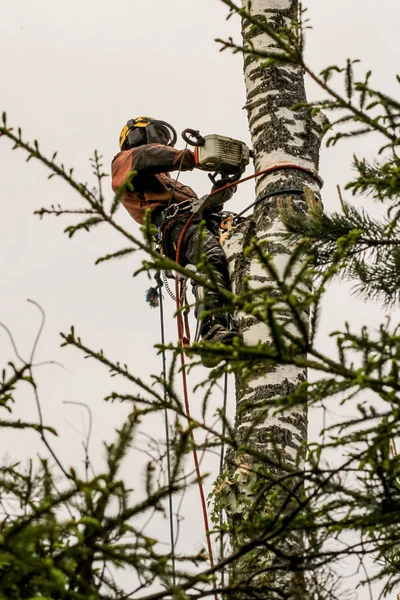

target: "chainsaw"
[182,128,251,175]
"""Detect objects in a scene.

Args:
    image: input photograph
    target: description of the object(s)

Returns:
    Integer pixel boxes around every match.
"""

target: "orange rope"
[169,161,319,586]
[208,161,323,198]
[174,214,216,581]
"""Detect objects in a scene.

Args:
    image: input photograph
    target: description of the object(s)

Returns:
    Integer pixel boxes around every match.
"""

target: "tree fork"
[221,1,326,597]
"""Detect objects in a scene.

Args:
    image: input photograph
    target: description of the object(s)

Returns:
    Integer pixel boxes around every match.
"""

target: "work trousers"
[162,214,230,290]
[162,214,231,331]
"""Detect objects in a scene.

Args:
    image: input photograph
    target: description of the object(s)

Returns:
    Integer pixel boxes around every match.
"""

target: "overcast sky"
[1,1,399,596]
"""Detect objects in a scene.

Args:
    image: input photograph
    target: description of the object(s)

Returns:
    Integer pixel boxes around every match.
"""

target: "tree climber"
[111,116,243,352]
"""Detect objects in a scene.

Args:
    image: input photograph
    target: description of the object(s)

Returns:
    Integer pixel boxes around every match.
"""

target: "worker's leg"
[163,215,236,343]
[164,216,227,277]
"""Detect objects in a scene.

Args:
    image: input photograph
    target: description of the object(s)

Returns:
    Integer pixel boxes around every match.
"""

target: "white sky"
[1,1,399,597]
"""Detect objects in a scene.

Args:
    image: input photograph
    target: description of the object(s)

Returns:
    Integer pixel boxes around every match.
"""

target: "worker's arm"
[116,144,196,177]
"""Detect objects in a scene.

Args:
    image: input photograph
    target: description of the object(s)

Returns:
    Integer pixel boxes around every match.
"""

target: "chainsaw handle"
[181,128,205,147]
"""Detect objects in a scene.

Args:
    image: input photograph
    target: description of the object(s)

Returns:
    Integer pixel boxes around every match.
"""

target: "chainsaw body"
[194,134,250,174]
[182,129,251,175]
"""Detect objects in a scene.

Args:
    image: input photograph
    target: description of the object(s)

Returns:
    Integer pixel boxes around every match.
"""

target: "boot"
[199,315,242,368]
[191,273,242,367]
[201,316,239,344]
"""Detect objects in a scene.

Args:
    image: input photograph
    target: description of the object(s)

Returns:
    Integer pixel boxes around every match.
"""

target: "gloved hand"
[210,166,245,193]
[211,177,234,194]
[208,167,245,211]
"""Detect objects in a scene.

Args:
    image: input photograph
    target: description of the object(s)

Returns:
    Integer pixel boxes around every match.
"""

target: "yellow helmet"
[119,116,177,150]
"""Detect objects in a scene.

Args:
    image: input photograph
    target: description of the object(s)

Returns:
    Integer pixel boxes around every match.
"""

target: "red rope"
[174,214,216,579]
[170,161,319,585]
[208,161,323,197]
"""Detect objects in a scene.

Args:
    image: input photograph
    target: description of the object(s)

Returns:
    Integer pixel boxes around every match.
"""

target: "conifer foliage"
[2,3,400,599]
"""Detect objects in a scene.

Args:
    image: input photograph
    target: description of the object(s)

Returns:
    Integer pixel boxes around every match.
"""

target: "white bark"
[220,0,325,596]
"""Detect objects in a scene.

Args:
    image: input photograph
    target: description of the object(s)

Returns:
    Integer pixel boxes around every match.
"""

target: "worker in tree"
[111,116,242,352]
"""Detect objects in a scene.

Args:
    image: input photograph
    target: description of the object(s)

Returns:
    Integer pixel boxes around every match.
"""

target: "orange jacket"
[111,144,198,224]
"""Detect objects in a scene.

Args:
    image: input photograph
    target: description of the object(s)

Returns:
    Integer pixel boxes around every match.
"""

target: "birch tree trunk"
[221,1,326,597]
